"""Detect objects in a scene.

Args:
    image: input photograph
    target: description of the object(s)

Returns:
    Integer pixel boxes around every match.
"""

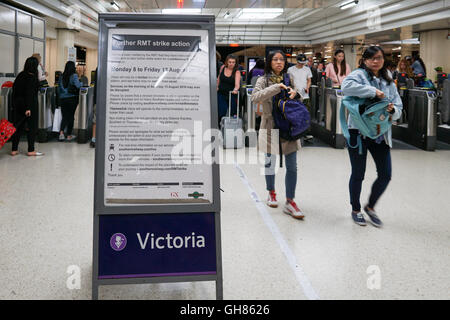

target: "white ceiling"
[6,0,450,46]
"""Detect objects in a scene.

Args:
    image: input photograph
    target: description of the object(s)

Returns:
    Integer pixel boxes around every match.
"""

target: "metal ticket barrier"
[0,87,13,122]
[392,89,437,151]
[436,78,450,144]
[37,87,55,142]
[397,79,415,124]
[316,77,330,126]
[75,86,94,143]
[309,85,319,122]
[311,85,345,149]
[244,85,257,147]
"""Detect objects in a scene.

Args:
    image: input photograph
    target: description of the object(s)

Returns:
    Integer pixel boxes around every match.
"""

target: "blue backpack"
[340,96,392,154]
[270,74,311,141]
[417,78,435,89]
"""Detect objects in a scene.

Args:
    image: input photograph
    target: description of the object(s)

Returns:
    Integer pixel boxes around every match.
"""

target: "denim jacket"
[58,74,83,99]
[341,68,403,148]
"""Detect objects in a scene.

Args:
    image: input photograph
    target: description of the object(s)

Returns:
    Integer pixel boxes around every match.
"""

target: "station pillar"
[420,29,450,82]
[56,28,77,72]
[343,45,358,71]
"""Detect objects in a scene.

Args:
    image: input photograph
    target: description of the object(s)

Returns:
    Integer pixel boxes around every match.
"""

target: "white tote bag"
[52,107,62,132]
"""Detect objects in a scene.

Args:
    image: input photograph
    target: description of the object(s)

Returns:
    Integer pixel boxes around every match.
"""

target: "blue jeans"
[347,130,392,211]
[265,151,298,199]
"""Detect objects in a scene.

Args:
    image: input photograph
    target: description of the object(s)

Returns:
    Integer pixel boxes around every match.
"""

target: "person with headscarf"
[10,57,43,156]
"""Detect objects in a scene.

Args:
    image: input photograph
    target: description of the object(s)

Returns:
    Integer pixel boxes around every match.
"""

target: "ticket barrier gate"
[74,86,94,143]
[309,85,320,122]
[397,79,415,124]
[37,87,55,142]
[0,87,13,122]
[392,89,437,151]
[310,86,345,149]
[436,79,450,144]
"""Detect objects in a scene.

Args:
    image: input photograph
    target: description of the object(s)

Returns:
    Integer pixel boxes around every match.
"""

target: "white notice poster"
[104,28,213,205]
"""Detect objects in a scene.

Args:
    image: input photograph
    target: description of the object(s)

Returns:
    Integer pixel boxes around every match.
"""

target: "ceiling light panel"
[161,8,202,14]
[236,8,284,20]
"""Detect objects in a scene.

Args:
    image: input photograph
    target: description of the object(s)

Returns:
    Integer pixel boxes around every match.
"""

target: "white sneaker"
[66,135,77,142]
[283,200,305,219]
[266,191,278,208]
[59,133,65,141]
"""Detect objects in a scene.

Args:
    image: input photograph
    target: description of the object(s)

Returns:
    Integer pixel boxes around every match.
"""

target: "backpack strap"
[279,134,283,168]
[283,73,290,87]
[340,99,363,154]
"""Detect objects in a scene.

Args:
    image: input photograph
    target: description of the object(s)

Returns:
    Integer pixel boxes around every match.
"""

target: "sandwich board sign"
[92,13,222,299]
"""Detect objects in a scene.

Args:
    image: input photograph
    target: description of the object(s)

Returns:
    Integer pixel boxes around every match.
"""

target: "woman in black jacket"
[10,56,43,156]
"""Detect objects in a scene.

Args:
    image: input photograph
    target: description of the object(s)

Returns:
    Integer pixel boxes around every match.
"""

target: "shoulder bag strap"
[340,100,363,154]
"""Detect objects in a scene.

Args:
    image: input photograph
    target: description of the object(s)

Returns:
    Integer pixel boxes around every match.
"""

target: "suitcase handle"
[228,90,239,119]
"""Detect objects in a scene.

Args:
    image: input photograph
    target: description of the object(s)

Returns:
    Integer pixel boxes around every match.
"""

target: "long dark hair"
[255,59,265,69]
[412,54,427,76]
[23,57,39,78]
[224,54,239,76]
[359,46,393,84]
[333,49,347,77]
[264,50,288,75]
[62,61,76,88]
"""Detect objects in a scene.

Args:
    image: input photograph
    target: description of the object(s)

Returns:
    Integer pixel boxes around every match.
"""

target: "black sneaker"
[352,211,367,226]
[90,140,96,148]
[364,205,383,228]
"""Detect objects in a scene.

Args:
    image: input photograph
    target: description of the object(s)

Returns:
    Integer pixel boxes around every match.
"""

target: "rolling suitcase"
[221,91,244,149]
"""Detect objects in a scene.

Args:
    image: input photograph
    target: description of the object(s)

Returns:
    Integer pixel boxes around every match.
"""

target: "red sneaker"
[283,200,305,219]
[266,190,278,208]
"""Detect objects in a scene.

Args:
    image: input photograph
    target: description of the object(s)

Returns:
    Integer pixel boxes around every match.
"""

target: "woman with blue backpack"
[341,46,403,227]
[251,50,306,219]
[58,61,83,142]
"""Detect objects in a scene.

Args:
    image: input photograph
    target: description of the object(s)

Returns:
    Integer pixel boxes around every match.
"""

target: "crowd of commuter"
[7,54,97,156]
[5,46,439,227]
[245,46,403,227]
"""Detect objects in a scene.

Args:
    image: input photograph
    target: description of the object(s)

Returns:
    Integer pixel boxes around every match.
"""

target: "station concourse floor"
[0,138,449,300]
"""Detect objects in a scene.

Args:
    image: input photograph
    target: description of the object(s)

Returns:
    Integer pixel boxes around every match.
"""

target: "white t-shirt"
[287,65,312,96]
[37,64,46,82]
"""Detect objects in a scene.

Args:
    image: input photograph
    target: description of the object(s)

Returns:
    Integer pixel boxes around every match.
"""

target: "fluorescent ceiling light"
[162,9,202,14]
[304,52,313,55]
[340,0,358,10]
[224,11,231,19]
[381,38,420,45]
[110,1,120,11]
[237,8,283,20]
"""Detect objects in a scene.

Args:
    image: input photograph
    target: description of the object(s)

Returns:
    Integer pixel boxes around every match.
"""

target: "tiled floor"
[0,138,449,300]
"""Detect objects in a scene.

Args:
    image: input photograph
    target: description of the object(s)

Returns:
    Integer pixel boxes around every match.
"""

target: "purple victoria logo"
[110,233,127,251]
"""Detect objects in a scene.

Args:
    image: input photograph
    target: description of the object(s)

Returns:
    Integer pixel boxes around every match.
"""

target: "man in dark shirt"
[307,57,319,86]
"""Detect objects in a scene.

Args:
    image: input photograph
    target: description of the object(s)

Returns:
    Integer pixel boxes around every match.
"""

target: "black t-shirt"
[218,67,236,96]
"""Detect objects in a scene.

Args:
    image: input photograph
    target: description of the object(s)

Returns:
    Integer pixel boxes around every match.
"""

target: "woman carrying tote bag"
[341,46,403,228]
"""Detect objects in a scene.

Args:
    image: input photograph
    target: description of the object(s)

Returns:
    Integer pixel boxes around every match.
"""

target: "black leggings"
[60,97,79,136]
[347,130,392,212]
[11,116,37,153]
